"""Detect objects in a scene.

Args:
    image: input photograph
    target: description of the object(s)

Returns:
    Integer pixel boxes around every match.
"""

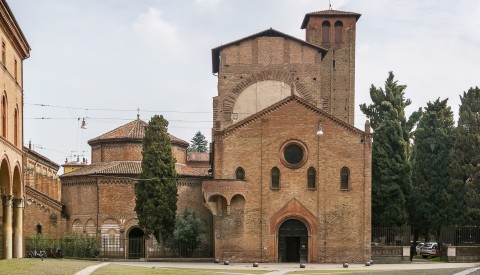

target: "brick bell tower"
[301,9,361,126]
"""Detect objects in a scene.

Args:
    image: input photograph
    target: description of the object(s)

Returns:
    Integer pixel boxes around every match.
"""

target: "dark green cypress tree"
[411,98,455,238]
[360,72,422,226]
[448,87,480,225]
[135,115,178,243]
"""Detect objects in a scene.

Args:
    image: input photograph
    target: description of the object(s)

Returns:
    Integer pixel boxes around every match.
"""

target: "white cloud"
[132,7,183,53]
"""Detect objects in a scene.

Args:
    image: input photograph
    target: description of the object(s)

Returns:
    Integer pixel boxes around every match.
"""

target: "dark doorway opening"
[128,227,144,259]
[278,219,308,262]
[286,237,300,262]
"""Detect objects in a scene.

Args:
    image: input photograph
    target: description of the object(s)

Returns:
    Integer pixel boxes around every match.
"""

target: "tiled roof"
[60,161,209,178]
[88,119,189,147]
[301,9,361,28]
[212,28,328,74]
[89,119,147,143]
[60,161,142,177]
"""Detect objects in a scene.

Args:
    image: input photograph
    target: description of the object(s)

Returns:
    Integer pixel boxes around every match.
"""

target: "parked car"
[420,242,439,258]
[415,242,424,255]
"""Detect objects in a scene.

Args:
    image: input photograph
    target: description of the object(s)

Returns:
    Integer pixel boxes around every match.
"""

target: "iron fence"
[440,226,480,246]
[100,236,210,259]
[371,225,411,246]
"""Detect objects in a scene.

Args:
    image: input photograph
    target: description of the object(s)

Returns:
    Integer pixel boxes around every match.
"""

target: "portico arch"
[12,164,23,258]
[0,157,12,259]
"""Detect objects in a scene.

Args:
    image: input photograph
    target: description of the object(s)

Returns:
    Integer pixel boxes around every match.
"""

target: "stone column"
[2,195,13,259]
[12,198,24,258]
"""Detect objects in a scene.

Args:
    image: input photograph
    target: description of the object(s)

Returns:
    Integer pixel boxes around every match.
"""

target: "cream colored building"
[0,0,30,259]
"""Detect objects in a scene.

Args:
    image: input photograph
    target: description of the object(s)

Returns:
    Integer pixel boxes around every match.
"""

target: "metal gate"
[278,219,308,262]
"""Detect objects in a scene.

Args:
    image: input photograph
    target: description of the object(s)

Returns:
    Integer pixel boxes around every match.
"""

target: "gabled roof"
[88,119,189,147]
[214,95,365,138]
[301,9,361,29]
[211,28,328,74]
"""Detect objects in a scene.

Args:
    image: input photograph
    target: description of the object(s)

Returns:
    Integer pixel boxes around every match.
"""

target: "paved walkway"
[74,262,110,275]
[74,261,480,275]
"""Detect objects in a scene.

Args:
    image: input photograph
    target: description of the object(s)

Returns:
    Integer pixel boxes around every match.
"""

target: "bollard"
[253,262,259,267]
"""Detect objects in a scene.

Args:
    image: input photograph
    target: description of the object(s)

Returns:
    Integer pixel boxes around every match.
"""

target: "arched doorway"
[128,227,144,259]
[278,219,308,262]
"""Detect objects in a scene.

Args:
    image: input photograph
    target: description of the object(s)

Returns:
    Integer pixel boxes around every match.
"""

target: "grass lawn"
[0,258,98,275]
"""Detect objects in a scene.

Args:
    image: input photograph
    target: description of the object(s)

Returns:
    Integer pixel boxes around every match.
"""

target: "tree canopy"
[135,115,178,243]
[188,131,208,152]
[410,98,455,238]
[360,72,421,226]
[448,87,480,225]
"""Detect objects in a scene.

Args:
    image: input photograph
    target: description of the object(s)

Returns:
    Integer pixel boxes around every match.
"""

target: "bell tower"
[301,10,361,126]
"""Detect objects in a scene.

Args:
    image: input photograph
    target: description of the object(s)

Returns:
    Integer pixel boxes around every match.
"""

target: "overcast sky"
[8,0,480,171]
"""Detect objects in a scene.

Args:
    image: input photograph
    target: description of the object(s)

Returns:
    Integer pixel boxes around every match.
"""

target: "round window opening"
[284,144,303,165]
[280,140,308,169]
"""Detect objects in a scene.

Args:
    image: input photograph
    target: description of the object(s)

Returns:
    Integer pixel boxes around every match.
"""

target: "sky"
[7,0,480,172]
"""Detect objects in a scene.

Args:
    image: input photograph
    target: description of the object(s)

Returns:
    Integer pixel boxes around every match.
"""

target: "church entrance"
[128,227,144,259]
[278,219,308,262]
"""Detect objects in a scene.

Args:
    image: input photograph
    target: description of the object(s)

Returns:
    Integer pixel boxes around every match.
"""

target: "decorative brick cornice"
[214,95,365,139]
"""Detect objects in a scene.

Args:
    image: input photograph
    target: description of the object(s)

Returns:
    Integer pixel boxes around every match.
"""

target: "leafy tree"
[188,131,208,152]
[410,98,455,239]
[448,87,480,225]
[169,207,206,257]
[360,72,422,226]
[135,115,178,243]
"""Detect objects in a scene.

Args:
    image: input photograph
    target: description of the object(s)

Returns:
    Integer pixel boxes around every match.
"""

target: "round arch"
[12,164,22,198]
[0,157,11,195]
[127,226,145,259]
[278,219,308,262]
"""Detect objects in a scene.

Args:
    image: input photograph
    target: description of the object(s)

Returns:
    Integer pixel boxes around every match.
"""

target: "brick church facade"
[202,9,372,263]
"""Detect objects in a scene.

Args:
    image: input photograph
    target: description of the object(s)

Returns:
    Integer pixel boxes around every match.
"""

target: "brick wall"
[209,100,371,263]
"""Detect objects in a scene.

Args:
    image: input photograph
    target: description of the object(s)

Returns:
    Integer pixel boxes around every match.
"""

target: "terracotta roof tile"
[61,161,209,178]
[88,119,189,147]
[89,119,147,143]
[60,161,142,177]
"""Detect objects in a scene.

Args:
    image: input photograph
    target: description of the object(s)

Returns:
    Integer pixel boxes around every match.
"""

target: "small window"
[271,167,280,189]
[36,224,42,235]
[235,167,245,180]
[1,41,5,64]
[14,59,17,80]
[334,21,343,43]
[340,167,350,190]
[2,95,7,138]
[322,21,331,43]
[307,167,316,189]
[13,108,18,146]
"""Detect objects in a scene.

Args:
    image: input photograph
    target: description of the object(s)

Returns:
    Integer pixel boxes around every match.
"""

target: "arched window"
[36,224,42,235]
[271,167,280,189]
[2,95,6,138]
[340,167,350,190]
[334,21,343,43]
[307,167,316,189]
[235,167,245,180]
[322,21,331,43]
[13,107,18,146]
